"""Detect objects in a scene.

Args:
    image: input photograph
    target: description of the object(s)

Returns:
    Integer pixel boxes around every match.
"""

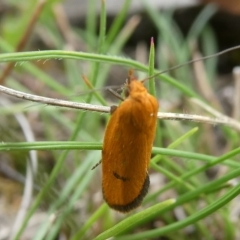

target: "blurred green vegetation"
[0,0,240,240]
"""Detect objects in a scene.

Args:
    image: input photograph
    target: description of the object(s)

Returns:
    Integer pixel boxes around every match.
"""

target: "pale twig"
[53,3,83,51]
[192,49,222,110]
[0,84,240,131]
[0,97,38,240]
[233,67,240,120]
[0,84,110,113]
[190,98,240,131]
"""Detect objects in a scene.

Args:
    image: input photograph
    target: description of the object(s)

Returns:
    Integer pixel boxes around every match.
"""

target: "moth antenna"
[140,44,240,83]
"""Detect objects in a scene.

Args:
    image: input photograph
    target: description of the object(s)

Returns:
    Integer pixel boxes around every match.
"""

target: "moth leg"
[110,105,118,114]
[107,89,124,101]
[91,160,102,170]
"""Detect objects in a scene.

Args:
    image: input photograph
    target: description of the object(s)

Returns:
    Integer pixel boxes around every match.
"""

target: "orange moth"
[102,69,159,213]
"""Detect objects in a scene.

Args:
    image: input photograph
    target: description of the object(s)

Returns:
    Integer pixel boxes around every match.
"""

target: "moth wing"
[102,103,150,212]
